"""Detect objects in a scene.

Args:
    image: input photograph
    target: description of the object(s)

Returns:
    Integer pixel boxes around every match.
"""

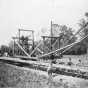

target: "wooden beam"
[19,29,34,32]
[41,36,60,38]
[12,37,33,41]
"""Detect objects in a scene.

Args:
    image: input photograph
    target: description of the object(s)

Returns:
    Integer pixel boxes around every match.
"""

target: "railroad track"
[0,57,88,80]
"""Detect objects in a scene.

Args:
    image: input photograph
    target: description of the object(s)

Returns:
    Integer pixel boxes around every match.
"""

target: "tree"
[78,12,88,54]
[0,45,13,56]
[60,25,76,45]
[20,35,29,53]
[52,24,76,48]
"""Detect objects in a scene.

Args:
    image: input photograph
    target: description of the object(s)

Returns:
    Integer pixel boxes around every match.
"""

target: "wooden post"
[87,48,88,57]
[43,36,45,54]
[13,39,15,56]
[50,21,53,51]
[32,31,35,51]
[48,20,53,88]
[18,29,20,44]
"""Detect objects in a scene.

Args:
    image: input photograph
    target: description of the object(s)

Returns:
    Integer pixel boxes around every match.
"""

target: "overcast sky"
[0,0,88,45]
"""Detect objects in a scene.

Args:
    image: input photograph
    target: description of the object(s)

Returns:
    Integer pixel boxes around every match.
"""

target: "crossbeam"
[41,36,60,38]
[19,29,34,32]
[30,40,42,56]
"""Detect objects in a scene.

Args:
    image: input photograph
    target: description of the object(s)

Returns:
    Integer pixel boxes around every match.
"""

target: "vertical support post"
[57,37,60,56]
[32,31,34,50]
[58,37,60,49]
[43,36,45,54]
[51,21,53,51]
[87,48,88,55]
[50,20,53,64]
[48,20,53,88]
[19,29,20,44]
[13,39,15,56]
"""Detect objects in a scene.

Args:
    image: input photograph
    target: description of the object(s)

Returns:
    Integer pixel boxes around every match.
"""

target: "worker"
[47,54,55,87]
[67,57,73,66]
[47,54,54,74]
[76,59,82,66]
[4,52,8,57]
[50,54,55,60]
[50,54,57,64]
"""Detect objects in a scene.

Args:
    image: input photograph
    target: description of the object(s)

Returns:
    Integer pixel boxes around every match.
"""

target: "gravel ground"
[0,62,88,88]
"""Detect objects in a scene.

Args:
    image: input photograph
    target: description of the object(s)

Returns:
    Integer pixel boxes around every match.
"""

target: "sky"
[0,0,88,45]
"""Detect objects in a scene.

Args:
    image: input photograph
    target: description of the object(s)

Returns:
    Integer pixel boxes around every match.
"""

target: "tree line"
[0,12,88,56]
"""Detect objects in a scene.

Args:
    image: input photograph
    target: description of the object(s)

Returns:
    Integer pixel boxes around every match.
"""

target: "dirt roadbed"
[0,62,88,88]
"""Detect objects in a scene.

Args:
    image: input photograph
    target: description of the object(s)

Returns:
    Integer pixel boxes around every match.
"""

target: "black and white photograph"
[0,0,88,88]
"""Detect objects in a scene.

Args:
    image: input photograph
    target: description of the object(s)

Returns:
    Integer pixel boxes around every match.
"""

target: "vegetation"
[64,12,88,55]
[78,12,88,53]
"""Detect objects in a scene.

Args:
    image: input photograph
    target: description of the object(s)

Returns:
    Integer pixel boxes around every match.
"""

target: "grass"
[0,55,88,88]
[0,62,49,88]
